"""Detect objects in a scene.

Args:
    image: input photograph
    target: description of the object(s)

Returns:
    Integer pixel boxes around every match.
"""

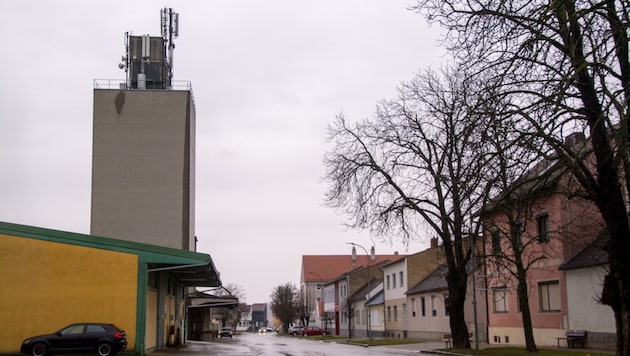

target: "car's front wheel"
[31,342,48,356]
[97,342,113,356]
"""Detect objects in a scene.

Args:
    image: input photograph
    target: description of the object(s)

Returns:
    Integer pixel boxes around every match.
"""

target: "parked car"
[219,327,233,338]
[288,325,304,336]
[266,326,275,333]
[301,326,326,337]
[20,323,127,356]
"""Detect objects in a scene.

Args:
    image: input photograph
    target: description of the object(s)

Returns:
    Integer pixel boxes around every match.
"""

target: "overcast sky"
[1,1,445,303]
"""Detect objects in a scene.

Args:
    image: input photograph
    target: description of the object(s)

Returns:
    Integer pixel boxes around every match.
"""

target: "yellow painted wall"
[0,234,138,352]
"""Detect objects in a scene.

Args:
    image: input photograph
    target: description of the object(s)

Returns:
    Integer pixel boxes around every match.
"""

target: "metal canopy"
[188,290,240,308]
[0,221,222,288]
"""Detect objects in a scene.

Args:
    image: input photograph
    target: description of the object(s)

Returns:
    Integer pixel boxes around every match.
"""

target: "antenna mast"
[161,8,179,88]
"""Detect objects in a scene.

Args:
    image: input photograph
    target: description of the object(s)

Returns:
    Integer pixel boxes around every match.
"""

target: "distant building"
[300,253,403,332]
[91,8,195,252]
[251,303,268,330]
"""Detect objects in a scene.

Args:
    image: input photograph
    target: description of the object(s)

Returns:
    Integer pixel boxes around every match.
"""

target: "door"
[51,324,85,351]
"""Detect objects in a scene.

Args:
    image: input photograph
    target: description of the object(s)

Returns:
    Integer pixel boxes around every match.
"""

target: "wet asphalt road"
[154,332,439,355]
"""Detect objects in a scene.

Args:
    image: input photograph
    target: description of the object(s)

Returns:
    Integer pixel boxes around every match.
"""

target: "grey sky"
[0,1,444,303]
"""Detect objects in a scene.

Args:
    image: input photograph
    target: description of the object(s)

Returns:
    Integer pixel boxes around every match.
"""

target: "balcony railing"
[93,79,192,91]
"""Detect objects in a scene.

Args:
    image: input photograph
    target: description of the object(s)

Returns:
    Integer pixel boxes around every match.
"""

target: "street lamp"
[347,242,375,339]
[309,271,325,331]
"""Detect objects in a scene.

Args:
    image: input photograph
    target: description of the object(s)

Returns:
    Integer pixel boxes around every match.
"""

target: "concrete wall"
[565,266,614,332]
[406,292,450,339]
[91,89,195,251]
[0,233,138,352]
[565,266,616,349]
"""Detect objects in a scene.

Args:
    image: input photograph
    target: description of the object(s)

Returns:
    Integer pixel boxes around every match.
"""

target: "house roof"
[0,220,221,287]
[482,132,590,216]
[301,253,404,284]
[366,289,384,306]
[347,277,382,303]
[559,230,609,270]
[251,303,267,312]
[406,263,448,295]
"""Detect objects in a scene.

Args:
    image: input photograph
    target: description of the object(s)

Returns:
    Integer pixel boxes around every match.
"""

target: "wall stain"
[115,91,125,115]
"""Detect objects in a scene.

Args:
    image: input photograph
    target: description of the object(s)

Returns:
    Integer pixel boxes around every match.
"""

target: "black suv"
[21,323,127,356]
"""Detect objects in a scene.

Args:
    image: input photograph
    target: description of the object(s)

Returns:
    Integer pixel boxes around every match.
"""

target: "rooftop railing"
[93,79,195,108]
[93,79,192,91]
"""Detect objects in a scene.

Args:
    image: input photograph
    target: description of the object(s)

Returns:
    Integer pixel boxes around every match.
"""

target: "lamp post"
[309,271,325,331]
[347,242,375,339]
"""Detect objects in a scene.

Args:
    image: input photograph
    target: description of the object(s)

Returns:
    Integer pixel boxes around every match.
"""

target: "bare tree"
[213,283,246,329]
[297,287,315,327]
[339,294,355,339]
[324,65,496,348]
[270,282,299,333]
[413,1,630,353]
[323,311,335,334]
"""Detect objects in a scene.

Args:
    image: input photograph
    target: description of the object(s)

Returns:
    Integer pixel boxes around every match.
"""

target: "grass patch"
[447,348,612,356]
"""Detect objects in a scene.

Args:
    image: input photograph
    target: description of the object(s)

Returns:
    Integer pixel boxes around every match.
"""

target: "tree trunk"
[516,269,537,352]
[559,2,630,354]
[446,258,471,349]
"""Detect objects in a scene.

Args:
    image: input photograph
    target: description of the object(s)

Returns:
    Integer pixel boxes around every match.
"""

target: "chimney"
[430,237,438,249]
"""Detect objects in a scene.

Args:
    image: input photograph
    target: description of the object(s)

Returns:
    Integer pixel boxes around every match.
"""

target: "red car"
[301,326,326,337]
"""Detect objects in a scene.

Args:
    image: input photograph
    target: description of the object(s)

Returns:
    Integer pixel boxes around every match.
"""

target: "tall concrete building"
[91,8,196,251]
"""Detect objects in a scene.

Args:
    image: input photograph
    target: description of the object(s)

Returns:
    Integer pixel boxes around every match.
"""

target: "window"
[387,275,391,289]
[444,295,450,316]
[514,221,524,248]
[421,297,426,316]
[393,273,397,288]
[394,305,398,321]
[411,298,416,317]
[400,271,404,286]
[491,227,502,254]
[539,280,561,312]
[387,306,392,321]
[62,325,84,335]
[431,295,437,316]
[86,325,106,333]
[492,286,508,313]
[537,213,550,242]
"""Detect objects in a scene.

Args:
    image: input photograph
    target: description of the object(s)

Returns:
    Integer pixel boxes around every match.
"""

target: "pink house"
[481,134,611,348]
